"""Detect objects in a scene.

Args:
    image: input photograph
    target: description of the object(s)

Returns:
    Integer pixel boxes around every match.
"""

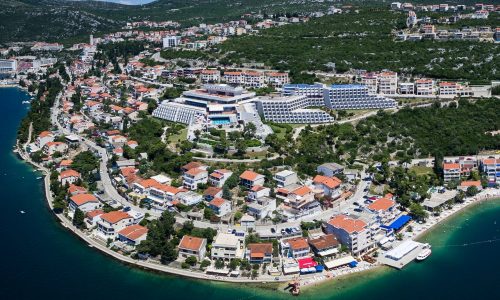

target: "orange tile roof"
[247,243,273,257]
[186,168,206,176]
[100,211,131,224]
[68,184,87,195]
[313,175,342,189]
[204,186,222,197]
[39,131,53,138]
[178,235,205,251]
[251,185,267,192]
[460,180,481,187]
[157,184,181,194]
[328,215,367,234]
[292,186,311,197]
[240,170,262,181]
[368,197,395,211]
[59,169,81,179]
[443,163,460,170]
[86,209,104,219]
[118,224,148,241]
[59,159,73,167]
[209,197,226,208]
[138,178,161,189]
[182,162,204,171]
[70,193,98,206]
[286,237,309,250]
[308,234,339,250]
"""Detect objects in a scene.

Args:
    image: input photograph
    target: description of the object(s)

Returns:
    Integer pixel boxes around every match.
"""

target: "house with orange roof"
[133,178,161,194]
[148,184,183,207]
[85,209,104,227]
[178,235,207,261]
[367,194,398,223]
[247,185,270,202]
[68,193,100,214]
[281,237,310,258]
[96,211,133,239]
[326,215,375,255]
[127,140,138,149]
[313,175,342,197]
[68,184,87,196]
[181,161,207,174]
[458,180,482,192]
[208,169,233,187]
[43,141,68,155]
[203,186,223,202]
[182,167,208,190]
[239,170,265,189]
[57,159,73,172]
[117,224,148,246]
[209,197,232,217]
[36,131,54,148]
[246,243,273,264]
[58,169,81,185]
[109,134,127,144]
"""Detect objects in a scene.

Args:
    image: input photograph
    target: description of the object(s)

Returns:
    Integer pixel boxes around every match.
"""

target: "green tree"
[185,256,197,266]
[72,208,86,229]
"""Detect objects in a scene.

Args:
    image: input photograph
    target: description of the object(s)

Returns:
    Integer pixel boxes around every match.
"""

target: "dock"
[378,240,427,269]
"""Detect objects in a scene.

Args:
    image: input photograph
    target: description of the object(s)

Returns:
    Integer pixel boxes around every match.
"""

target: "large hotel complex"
[153,82,396,129]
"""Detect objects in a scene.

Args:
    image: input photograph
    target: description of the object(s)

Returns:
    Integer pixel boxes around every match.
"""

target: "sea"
[1,87,499,299]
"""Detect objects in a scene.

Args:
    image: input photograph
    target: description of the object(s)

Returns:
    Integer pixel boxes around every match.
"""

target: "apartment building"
[443,163,461,182]
[246,196,276,219]
[308,234,340,257]
[200,69,220,83]
[58,169,81,186]
[255,95,335,124]
[282,83,325,107]
[360,72,378,94]
[481,157,500,185]
[0,59,17,73]
[378,72,398,95]
[182,168,208,190]
[68,193,101,215]
[313,175,342,197]
[96,211,134,239]
[326,215,375,255]
[439,82,458,96]
[317,163,345,177]
[36,131,55,148]
[398,82,415,95]
[415,79,434,95]
[43,141,68,155]
[208,197,232,216]
[152,101,206,124]
[211,233,244,260]
[162,35,181,48]
[265,72,290,88]
[247,185,270,202]
[281,237,310,258]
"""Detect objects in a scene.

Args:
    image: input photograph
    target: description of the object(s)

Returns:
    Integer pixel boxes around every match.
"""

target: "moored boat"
[416,245,432,261]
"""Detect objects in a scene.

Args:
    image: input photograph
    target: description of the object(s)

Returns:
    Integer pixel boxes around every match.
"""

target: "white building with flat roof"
[211,233,244,261]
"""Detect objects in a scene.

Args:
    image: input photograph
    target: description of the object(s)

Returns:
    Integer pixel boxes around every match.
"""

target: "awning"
[317,248,339,257]
[386,215,412,231]
[349,261,358,268]
[298,257,317,269]
[324,256,357,269]
[206,267,230,275]
[283,266,300,275]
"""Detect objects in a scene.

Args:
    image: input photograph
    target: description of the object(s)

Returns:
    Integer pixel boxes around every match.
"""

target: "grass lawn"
[167,127,188,144]
[410,165,434,176]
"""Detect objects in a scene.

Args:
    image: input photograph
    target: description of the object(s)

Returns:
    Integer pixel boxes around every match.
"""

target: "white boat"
[20,210,26,214]
[416,245,432,261]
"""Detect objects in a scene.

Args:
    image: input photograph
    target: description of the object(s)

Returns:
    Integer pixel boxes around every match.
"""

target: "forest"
[218,8,499,82]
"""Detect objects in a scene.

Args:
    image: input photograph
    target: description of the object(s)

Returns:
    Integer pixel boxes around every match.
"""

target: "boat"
[36,177,42,179]
[416,245,432,261]
[20,210,25,214]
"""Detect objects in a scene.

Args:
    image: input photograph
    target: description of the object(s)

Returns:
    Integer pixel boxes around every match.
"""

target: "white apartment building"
[163,36,181,48]
[360,72,378,94]
[274,170,298,188]
[96,211,133,239]
[211,233,244,261]
[265,72,290,88]
[398,82,415,95]
[481,157,500,185]
[439,82,458,96]
[152,101,206,124]
[0,59,17,73]
[326,215,376,255]
[200,69,220,83]
[415,79,434,95]
[182,168,208,190]
[208,169,233,187]
[378,71,398,95]
[246,196,276,219]
[443,163,461,182]
[255,95,335,124]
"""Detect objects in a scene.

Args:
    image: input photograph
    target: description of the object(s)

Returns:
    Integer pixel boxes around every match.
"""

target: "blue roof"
[330,84,365,89]
[349,261,358,268]
[387,215,412,230]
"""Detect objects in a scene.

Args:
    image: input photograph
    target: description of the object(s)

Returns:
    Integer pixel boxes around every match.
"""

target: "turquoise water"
[0,87,499,299]
[97,0,156,5]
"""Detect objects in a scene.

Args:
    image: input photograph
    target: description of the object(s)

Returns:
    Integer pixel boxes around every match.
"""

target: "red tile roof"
[368,197,395,211]
[204,186,222,197]
[100,211,131,224]
[286,237,309,251]
[328,215,367,234]
[240,170,262,181]
[209,197,226,208]
[118,224,148,241]
[443,163,460,170]
[59,169,81,179]
[313,175,342,189]
[247,243,273,258]
[292,186,311,197]
[70,193,98,206]
[178,235,205,251]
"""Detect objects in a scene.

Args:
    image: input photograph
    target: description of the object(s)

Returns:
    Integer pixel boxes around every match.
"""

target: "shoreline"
[17,140,500,287]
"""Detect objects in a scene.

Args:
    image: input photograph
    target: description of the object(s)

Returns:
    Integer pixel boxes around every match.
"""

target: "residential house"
[247,185,270,202]
[274,170,298,188]
[177,191,203,206]
[58,169,81,185]
[308,234,340,257]
[117,224,148,246]
[68,184,87,196]
[246,243,273,264]
[317,163,344,177]
[203,186,223,202]
[239,170,265,189]
[209,197,232,217]
[181,161,207,174]
[68,193,100,214]
[246,196,276,219]
[443,163,461,182]
[281,237,310,258]
[36,131,54,148]
[183,167,208,190]
[85,209,104,227]
[96,211,134,239]
[458,180,482,192]
[481,157,500,185]
[208,169,233,187]
[43,141,68,155]
[211,233,243,261]
[178,235,207,261]
[367,194,397,224]
[313,175,342,197]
